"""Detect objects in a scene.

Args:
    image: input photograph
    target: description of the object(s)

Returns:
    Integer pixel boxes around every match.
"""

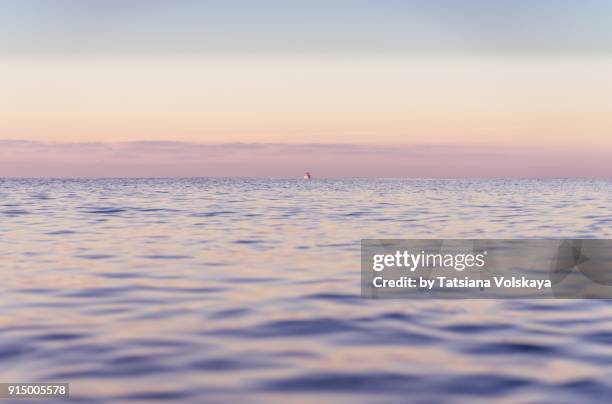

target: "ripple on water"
[2,209,30,216]
[0,344,30,360]
[114,390,195,402]
[582,331,612,346]
[208,308,251,319]
[15,288,56,295]
[442,323,514,334]
[338,326,440,346]
[86,207,127,214]
[233,239,265,244]
[214,318,358,338]
[261,371,533,396]
[143,255,193,259]
[45,230,77,235]
[260,372,421,393]
[77,254,116,260]
[35,332,89,342]
[461,341,560,356]
[192,211,235,217]
[560,379,612,397]
[304,293,363,303]
[63,287,128,298]
[189,356,278,372]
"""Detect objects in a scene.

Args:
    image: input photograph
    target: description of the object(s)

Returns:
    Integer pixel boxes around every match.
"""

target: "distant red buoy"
[304,171,311,180]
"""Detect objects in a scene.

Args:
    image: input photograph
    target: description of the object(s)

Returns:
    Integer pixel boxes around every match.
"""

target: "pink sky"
[1,140,610,178]
[2,57,611,177]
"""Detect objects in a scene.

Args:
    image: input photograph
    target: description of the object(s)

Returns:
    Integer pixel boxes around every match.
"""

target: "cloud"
[0,139,610,178]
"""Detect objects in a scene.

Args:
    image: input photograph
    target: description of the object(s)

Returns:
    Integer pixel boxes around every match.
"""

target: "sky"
[1,1,612,177]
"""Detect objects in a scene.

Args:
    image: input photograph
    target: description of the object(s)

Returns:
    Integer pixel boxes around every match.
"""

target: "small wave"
[51,363,172,379]
[305,293,362,303]
[343,211,369,217]
[96,272,141,279]
[461,341,559,355]
[440,374,532,396]
[582,331,612,346]
[2,209,30,215]
[143,255,193,259]
[338,327,440,346]
[315,242,355,248]
[0,344,30,360]
[209,308,251,319]
[213,318,357,338]
[442,323,513,334]
[261,372,420,393]
[134,208,179,212]
[190,357,277,371]
[77,254,116,260]
[36,332,89,341]
[560,379,612,397]
[86,207,127,214]
[192,211,235,217]
[114,390,194,401]
[16,288,56,294]
[45,230,77,235]
[224,277,279,284]
[64,287,128,298]
[233,239,265,244]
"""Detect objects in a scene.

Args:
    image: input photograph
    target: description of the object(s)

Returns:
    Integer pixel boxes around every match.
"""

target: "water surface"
[1,178,611,403]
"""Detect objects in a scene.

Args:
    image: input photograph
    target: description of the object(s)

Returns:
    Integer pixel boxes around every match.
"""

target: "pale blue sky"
[1,0,611,55]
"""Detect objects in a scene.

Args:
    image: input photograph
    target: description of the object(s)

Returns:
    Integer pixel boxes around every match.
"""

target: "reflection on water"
[1,178,611,403]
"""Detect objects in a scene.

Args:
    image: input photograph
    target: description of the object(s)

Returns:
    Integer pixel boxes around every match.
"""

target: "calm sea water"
[1,178,611,403]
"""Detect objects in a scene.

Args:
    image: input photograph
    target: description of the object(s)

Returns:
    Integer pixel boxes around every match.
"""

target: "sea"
[1,178,611,403]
